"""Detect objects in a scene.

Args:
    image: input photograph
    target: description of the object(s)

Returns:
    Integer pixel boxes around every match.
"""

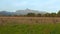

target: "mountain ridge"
[0,9,47,15]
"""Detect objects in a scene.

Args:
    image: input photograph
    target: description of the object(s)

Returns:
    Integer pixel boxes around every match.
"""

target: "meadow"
[0,17,60,34]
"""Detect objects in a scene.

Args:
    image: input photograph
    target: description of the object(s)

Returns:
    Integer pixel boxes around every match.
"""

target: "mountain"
[0,9,47,16]
[0,11,14,16]
[15,9,47,15]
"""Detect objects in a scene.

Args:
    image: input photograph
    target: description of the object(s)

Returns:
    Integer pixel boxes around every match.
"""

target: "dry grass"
[0,17,60,25]
[0,17,60,34]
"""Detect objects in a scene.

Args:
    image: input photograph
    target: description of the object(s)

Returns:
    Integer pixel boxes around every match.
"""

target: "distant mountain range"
[0,9,47,15]
[15,9,47,15]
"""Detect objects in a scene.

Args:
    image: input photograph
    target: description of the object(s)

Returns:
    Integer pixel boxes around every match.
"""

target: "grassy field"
[0,17,60,34]
[0,23,60,34]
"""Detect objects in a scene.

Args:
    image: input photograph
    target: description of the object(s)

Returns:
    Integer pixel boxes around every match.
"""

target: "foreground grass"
[0,23,60,34]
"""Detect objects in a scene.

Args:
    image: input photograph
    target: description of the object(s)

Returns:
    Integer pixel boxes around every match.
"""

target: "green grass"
[0,23,60,34]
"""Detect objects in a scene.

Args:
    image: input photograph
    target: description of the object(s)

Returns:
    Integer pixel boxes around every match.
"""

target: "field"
[0,17,60,34]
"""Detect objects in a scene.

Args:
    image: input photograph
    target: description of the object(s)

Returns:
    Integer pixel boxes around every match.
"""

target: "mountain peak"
[25,8,31,11]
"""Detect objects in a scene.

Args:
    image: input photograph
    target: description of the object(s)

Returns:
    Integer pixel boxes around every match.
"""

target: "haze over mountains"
[0,9,47,15]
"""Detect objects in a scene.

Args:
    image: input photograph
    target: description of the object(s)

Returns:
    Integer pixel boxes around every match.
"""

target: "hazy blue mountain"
[0,11,14,16]
[15,9,47,15]
[0,9,47,15]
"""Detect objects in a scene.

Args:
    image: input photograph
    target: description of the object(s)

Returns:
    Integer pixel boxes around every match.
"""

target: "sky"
[0,0,60,13]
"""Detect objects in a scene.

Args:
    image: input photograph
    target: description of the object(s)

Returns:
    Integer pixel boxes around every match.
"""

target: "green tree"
[26,13,36,17]
[57,10,60,17]
[37,13,41,17]
[50,13,57,17]
[43,13,51,17]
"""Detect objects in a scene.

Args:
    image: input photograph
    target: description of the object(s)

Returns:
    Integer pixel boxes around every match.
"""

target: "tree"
[26,13,36,17]
[43,13,51,17]
[37,13,41,17]
[50,13,57,17]
[57,10,60,17]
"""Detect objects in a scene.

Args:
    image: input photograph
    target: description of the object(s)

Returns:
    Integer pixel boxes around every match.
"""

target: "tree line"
[23,10,60,17]
[0,10,60,17]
